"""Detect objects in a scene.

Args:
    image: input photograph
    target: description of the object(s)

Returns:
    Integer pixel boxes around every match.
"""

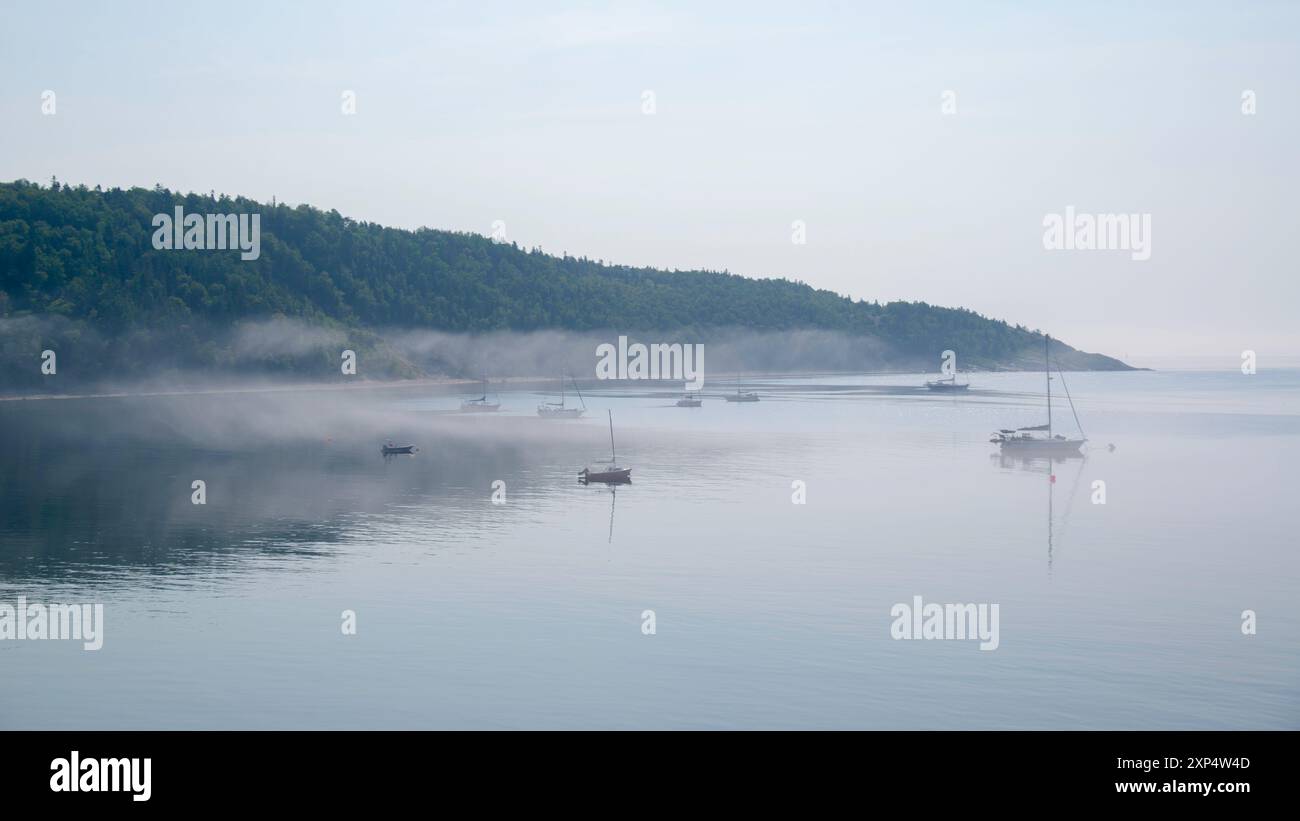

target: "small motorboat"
[675,392,703,407]
[381,442,417,455]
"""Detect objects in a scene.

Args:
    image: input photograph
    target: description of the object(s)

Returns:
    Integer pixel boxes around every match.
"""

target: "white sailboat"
[459,375,501,412]
[990,334,1086,455]
[723,374,759,402]
[538,374,586,418]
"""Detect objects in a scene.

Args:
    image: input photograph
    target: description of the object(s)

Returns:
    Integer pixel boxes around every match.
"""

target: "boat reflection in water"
[992,449,1087,573]
[603,485,620,543]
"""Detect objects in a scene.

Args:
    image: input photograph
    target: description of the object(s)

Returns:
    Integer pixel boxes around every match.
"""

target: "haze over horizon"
[2,1,1296,364]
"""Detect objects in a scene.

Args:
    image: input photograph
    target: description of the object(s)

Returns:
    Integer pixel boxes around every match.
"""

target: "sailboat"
[538,374,586,418]
[579,411,632,484]
[723,374,759,402]
[990,334,1086,455]
[459,375,501,412]
[924,371,970,391]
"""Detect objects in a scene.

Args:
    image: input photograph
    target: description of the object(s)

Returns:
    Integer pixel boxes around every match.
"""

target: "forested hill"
[0,179,1130,390]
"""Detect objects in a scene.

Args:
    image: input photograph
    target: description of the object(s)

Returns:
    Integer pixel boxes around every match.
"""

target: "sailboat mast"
[572,375,587,409]
[607,410,616,462]
[1045,334,1052,438]
[1057,365,1087,441]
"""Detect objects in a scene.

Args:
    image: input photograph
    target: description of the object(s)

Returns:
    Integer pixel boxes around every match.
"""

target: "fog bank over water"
[1,316,1130,397]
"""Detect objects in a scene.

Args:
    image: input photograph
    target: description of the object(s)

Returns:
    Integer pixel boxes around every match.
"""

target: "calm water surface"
[1,370,1296,728]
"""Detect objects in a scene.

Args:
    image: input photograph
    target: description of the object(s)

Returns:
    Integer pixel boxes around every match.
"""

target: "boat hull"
[381,445,416,455]
[539,408,585,418]
[997,438,1085,455]
[579,468,631,484]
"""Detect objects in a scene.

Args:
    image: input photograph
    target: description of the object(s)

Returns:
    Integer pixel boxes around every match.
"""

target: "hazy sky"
[2,1,1296,364]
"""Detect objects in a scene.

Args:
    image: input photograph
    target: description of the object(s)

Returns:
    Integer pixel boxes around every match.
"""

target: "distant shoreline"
[0,367,1160,403]
[0,376,474,403]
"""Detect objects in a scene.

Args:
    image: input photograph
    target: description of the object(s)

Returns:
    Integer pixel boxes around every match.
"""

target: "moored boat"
[579,465,632,483]
[990,335,1086,455]
[539,374,587,418]
[460,376,501,412]
[723,374,759,402]
[579,411,632,484]
[925,375,970,391]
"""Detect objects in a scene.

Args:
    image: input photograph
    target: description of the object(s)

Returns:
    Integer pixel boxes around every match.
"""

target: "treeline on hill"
[0,179,1130,392]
